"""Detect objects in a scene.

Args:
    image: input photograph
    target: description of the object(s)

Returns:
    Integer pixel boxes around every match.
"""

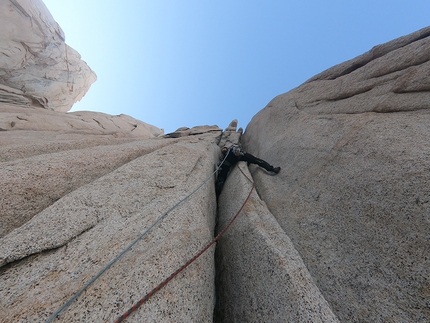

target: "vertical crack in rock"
[214,162,340,322]
[2,17,430,322]
[241,27,430,322]
[0,134,221,322]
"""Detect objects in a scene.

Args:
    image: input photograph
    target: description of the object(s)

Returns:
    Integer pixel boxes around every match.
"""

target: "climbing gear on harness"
[230,143,246,156]
[221,144,245,157]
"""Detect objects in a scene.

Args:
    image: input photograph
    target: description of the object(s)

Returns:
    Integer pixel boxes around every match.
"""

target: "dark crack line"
[93,118,106,130]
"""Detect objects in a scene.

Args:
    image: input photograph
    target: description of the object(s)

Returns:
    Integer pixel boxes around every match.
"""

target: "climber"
[216,143,280,195]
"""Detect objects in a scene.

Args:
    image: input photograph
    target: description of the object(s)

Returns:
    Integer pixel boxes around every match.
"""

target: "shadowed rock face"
[241,26,430,322]
[0,0,96,111]
[215,163,340,323]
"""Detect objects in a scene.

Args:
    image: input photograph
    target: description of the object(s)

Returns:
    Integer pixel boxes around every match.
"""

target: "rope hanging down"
[45,148,231,323]
[114,164,255,323]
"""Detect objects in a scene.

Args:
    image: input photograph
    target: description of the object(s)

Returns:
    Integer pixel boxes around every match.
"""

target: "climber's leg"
[240,153,280,173]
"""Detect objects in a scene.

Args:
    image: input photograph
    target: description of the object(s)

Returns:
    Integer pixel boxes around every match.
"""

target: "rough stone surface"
[242,26,430,322]
[164,125,222,138]
[218,119,243,147]
[0,134,220,322]
[288,26,430,115]
[0,137,176,238]
[0,0,96,111]
[2,11,430,322]
[224,119,238,131]
[0,104,164,138]
[215,162,340,322]
[0,2,221,321]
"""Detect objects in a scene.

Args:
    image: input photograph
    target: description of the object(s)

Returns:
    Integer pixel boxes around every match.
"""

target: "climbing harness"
[114,163,254,323]
[230,143,246,156]
[45,147,231,323]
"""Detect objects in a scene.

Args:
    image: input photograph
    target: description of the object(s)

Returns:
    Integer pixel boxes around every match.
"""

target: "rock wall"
[241,26,430,322]
[0,132,222,322]
[0,1,163,140]
[1,4,430,321]
[0,1,164,137]
[0,104,164,137]
[215,162,339,323]
[0,0,96,111]
[0,136,173,238]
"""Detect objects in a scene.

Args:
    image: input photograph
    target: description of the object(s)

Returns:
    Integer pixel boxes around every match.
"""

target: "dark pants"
[216,153,274,195]
[239,153,275,172]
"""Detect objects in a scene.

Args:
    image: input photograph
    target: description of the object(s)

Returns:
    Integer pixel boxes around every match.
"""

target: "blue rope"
[45,147,229,322]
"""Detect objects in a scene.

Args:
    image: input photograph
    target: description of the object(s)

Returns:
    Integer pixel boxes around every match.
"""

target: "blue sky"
[42,1,429,134]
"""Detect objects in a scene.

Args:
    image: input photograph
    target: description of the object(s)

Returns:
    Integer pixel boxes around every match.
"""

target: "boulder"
[0,0,96,111]
[241,26,430,322]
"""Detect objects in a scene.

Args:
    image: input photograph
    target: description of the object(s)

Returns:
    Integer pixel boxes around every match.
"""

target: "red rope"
[114,165,254,323]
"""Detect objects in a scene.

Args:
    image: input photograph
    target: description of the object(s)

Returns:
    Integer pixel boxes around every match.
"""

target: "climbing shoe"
[273,167,281,174]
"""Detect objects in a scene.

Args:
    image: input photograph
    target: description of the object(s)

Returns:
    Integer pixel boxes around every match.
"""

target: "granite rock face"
[290,26,430,115]
[0,0,96,111]
[0,104,164,137]
[215,163,339,323]
[0,135,172,239]
[1,7,430,322]
[217,119,243,148]
[1,1,219,321]
[0,133,221,322]
[164,125,222,138]
[241,26,430,322]
[0,115,220,322]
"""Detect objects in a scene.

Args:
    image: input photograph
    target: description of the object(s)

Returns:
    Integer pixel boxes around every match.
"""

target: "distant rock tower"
[0,0,97,111]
